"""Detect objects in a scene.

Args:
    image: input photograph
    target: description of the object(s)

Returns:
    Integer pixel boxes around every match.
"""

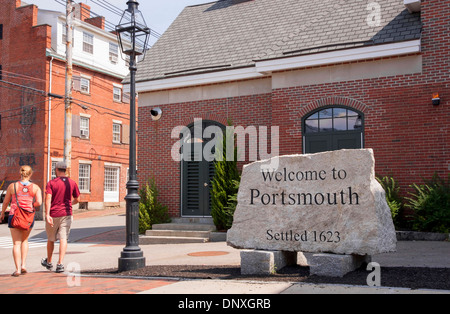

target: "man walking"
[41,161,80,273]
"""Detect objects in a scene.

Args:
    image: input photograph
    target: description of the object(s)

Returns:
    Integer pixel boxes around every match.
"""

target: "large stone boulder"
[227,149,397,256]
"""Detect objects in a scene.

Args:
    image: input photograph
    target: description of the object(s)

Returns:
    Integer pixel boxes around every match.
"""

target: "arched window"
[303,106,364,154]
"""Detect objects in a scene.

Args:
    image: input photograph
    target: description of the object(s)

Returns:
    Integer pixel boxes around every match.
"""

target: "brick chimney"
[73,2,105,30]
[85,16,105,30]
[73,2,91,21]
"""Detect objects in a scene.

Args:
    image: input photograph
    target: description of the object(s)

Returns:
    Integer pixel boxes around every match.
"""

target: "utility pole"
[64,0,74,176]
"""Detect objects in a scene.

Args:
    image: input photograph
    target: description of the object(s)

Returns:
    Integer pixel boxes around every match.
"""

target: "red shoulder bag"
[11,183,35,231]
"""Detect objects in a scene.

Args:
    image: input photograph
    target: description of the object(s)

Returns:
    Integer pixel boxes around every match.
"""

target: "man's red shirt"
[46,176,80,218]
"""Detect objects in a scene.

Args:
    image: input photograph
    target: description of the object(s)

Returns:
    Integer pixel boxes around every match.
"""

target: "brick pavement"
[0,272,176,294]
[0,208,180,294]
[73,208,126,220]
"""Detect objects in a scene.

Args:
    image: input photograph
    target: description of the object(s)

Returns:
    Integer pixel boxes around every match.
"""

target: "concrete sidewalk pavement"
[0,209,449,294]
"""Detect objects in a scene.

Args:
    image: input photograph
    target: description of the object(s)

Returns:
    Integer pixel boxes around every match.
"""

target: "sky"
[25,0,213,45]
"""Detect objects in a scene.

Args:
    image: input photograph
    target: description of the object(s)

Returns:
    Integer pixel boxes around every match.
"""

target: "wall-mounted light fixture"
[432,93,441,106]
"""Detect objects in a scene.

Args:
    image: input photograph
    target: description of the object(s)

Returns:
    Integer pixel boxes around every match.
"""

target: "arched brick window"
[302,106,364,154]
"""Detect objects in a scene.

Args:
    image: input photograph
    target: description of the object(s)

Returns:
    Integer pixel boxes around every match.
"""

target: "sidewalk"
[0,208,449,294]
[0,272,175,294]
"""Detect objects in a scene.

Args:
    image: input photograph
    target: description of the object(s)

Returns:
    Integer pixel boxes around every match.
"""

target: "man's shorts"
[46,216,73,242]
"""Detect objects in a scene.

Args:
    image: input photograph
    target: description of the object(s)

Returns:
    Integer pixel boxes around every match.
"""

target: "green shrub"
[405,173,450,233]
[223,179,240,226]
[376,176,404,228]
[211,123,240,231]
[138,177,171,234]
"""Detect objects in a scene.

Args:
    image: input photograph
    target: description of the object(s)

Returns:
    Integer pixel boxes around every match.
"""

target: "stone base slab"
[309,253,371,277]
[240,250,297,275]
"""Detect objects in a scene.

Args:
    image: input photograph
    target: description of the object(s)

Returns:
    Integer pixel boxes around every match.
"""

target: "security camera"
[150,108,162,121]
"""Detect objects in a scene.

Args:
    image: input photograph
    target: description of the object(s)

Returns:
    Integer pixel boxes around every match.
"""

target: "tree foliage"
[210,123,240,231]
[138,177,171,234]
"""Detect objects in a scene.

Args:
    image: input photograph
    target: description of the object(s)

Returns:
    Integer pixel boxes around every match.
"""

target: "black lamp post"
[116,0,150,272]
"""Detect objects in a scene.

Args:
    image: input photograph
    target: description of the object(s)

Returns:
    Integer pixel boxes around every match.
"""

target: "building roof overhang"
[133,39,421,93]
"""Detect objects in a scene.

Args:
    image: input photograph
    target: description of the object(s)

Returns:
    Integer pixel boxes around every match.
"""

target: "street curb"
[77,274,450,294]
[396,231,449,241]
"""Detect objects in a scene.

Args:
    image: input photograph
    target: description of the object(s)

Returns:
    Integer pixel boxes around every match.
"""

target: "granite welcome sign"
[227,149,397,256]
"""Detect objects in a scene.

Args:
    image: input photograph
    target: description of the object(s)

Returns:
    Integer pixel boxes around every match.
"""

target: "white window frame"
[51,161,57,180]
[80,116,90,139]
[113,86,122,102]
[83,32,94,54]
[62,24,67,45]
[50,158,63,181]
[112,122,122,144]
[78,163,91,193]
[109,42,119,64]
[80,77,90,94]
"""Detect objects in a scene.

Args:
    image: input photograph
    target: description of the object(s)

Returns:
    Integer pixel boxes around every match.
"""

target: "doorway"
[181,120,224,217]
[104,166,120,203]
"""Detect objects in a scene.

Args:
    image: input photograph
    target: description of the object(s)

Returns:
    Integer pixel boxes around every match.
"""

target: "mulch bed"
[83,265,450,291]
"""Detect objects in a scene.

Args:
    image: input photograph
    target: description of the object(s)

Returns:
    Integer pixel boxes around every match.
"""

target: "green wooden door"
[181,121,223,217]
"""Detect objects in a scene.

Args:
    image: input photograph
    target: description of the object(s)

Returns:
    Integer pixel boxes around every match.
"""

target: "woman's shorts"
[8,214,35,230]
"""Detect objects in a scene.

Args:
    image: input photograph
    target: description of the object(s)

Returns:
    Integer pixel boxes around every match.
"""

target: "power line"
[52,0,161,41]
[70,96,131,118]
[0,79,47,96]
[91,0,124,17]
[92,0,163,37]
[0,100,64,120]
[0,69,47,83]
[52,0,156,56]
[0,97,47,115]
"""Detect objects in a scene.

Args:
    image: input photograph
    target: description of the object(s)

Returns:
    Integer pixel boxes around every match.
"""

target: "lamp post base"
[118,250,146,272]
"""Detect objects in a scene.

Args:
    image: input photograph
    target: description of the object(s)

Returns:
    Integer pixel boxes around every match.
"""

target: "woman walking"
[0,166,42,277]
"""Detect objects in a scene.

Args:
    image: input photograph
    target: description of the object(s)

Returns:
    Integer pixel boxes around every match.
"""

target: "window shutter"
[183,159,201,216]
[122,92,130,104]
[207,159,215,209]
[73,76,81,91]
[121,124,130,144]
[72,114,81,137]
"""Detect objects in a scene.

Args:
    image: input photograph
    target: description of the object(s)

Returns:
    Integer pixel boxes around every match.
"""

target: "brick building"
[0,0,132,215]
[134,0,449,219]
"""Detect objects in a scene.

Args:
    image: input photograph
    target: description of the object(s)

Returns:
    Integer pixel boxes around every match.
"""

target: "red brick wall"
[271,0,449,191]
[139,1,449,217]
[272,77,448,188]
[0,1,50,193]
[0,0,131,209]
[47,59,131,205]
[138,93,272,217]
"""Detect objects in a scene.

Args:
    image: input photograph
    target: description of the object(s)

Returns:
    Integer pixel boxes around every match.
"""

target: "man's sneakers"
[55,264,65,273]
[41,258,65,273]
[41,258,53,270]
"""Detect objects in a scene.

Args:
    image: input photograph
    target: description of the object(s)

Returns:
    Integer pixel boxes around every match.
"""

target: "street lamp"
[116,0,150,272]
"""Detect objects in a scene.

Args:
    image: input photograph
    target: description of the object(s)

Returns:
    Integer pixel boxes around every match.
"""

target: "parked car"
[0,189,8,224]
